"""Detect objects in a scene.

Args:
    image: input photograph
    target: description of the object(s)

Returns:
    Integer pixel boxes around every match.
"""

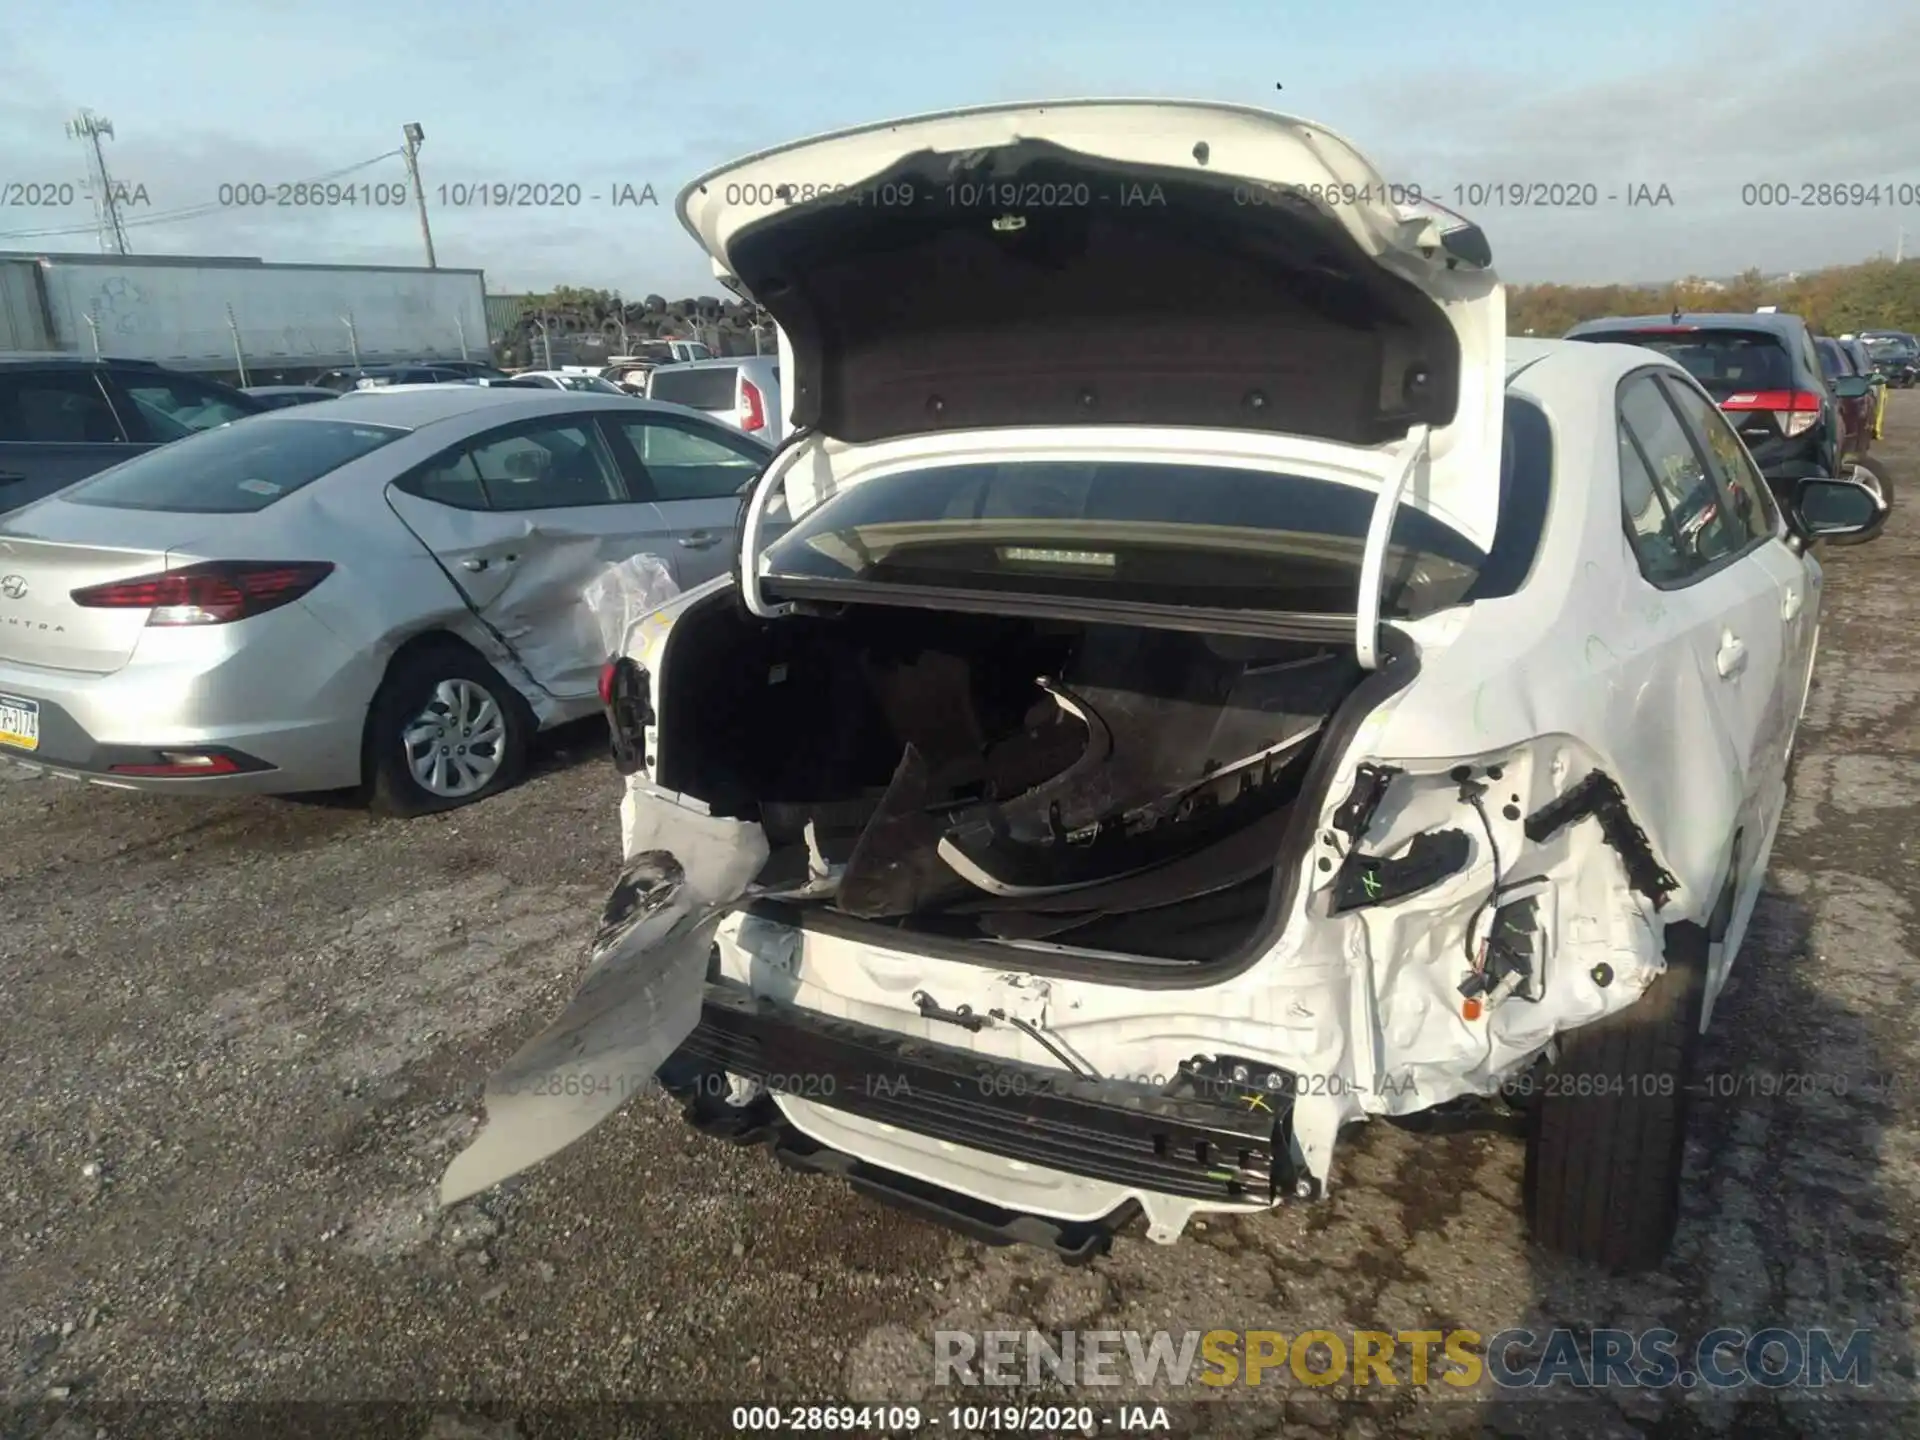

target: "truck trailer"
[0,251,490,381]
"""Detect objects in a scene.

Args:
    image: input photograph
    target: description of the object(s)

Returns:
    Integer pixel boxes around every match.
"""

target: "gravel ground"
[2,397,1917,1440]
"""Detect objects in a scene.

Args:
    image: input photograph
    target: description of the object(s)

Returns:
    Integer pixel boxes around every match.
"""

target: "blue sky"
[3,0,1916,296]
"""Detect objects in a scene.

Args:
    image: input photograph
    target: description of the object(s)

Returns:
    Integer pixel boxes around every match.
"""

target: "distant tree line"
[496,255,1920,366]
[1508,257,1920,337]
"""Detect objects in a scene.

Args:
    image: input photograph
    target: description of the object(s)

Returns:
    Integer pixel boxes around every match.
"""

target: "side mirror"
[1793,476,1881,537]
[1831,375,1871,400]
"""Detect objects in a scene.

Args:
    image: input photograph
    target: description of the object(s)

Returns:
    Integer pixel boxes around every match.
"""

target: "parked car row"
[1562,310,1895,526]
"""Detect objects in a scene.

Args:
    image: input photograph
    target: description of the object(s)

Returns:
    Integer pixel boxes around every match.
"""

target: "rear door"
[0,369,140,512]
[382,413,678,698]
[601,412,770,585]
[1616,370,1791,1003]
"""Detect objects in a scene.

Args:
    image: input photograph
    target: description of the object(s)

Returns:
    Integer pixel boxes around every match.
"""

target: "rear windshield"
[762,459,1488,619]
[1594,330,1795,397]
[1865,335,1916,357]
[62,417,407,514]
[648,367,737,410]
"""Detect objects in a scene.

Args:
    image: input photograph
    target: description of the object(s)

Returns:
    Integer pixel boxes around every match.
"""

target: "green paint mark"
[1585,634,1619,668]
[1362,870,1382,899]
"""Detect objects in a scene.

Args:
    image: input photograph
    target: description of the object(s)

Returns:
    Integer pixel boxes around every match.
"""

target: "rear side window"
[114,374,258,440]
[0,372,125,443]
[648,366,737,410]
[1658,376,1781,543]
[1616,374,1746,580]
[62,418,406,513]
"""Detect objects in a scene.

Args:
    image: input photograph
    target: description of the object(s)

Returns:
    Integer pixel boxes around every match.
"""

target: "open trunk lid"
[677,100,1506,559]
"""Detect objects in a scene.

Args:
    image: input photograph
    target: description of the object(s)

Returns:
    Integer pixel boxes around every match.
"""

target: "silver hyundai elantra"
[0,385,768,813]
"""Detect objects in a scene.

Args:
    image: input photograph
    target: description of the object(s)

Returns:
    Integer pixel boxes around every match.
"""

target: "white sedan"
[440,100,1881,1273]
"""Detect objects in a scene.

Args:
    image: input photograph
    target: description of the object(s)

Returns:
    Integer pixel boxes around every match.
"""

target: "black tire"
[365,643,533,817]
[1523,919,1709,1273]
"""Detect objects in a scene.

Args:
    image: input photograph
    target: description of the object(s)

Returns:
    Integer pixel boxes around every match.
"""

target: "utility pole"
[402,123,437,269]
[67,110,129,254]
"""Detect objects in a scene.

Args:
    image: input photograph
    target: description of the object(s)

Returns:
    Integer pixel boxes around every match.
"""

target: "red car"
[1814,336,1873,458]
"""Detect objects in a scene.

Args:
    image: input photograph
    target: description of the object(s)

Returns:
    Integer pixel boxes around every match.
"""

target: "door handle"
[1781,585,1802,621]
[461,554,517,572]
[1716,631,1747,677]
[0,472,27,485]
[676,531,721,550]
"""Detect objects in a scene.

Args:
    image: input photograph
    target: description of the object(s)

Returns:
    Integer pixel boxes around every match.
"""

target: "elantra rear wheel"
[366,644,532,816]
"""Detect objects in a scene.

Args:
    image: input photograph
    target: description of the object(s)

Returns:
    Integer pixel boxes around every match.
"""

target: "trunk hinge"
[738,439,810,620]
[1355,424,1430,671]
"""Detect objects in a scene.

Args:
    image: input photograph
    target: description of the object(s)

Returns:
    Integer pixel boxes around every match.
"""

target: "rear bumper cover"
[0,690,275,782]
[662,983,1298,1211]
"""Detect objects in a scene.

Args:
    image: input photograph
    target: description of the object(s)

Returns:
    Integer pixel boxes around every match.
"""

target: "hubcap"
[1849,463,1885,507]
[402,678,507,797]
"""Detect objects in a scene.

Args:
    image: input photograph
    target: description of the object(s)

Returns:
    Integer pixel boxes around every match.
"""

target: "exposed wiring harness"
[1460,777,1502,964]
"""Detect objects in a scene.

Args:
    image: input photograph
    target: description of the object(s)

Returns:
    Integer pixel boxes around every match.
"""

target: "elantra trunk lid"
[677,100,1506,554]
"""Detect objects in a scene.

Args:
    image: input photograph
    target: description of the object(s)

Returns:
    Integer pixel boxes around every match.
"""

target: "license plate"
[0,693,40,752]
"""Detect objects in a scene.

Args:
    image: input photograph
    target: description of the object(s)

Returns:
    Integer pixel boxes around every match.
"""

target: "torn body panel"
[384,484,682,703]
[439,791,768,1206]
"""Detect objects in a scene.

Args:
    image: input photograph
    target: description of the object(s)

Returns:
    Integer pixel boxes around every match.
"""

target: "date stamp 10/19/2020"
[210,179,664,209]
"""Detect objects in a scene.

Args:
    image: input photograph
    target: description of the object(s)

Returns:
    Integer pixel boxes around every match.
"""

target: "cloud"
[1348,11,1920,282]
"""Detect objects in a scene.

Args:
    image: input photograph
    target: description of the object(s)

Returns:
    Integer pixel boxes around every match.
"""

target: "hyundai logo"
[0,575,26,600]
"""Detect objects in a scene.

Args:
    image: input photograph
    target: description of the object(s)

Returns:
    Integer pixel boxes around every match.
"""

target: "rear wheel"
[366,645,532,817]
[1523,919,1708,1273]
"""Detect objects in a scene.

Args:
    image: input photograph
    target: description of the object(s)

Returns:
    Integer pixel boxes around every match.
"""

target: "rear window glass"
[763,460,1487,619]
[1594,331,1795,398]
[648,367,738,410]
[62,418,407,513]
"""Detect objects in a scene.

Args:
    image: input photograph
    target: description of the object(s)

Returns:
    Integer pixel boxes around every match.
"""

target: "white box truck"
[0,251,489,378]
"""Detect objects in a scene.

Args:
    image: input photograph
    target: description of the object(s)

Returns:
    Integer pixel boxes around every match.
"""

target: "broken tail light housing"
[1720,390,1822,438]
[71,561,335,625]
[600,656,653,775]
[738,378,766,433]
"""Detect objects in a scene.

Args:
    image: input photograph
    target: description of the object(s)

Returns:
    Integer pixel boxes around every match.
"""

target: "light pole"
[402,122,437,269]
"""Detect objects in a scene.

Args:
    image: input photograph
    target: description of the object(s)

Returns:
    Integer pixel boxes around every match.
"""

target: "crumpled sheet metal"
[439,795,768,1206]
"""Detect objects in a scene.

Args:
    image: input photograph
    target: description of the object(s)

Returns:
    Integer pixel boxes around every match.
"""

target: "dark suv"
[1564,312,1871,498]
[0,355,265,515]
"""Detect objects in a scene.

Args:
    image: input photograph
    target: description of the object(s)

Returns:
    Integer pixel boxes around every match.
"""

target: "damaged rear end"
[441,101,1689,1256]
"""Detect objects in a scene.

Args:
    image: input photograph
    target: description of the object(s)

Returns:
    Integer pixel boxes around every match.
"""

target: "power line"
[0,148,407,244]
